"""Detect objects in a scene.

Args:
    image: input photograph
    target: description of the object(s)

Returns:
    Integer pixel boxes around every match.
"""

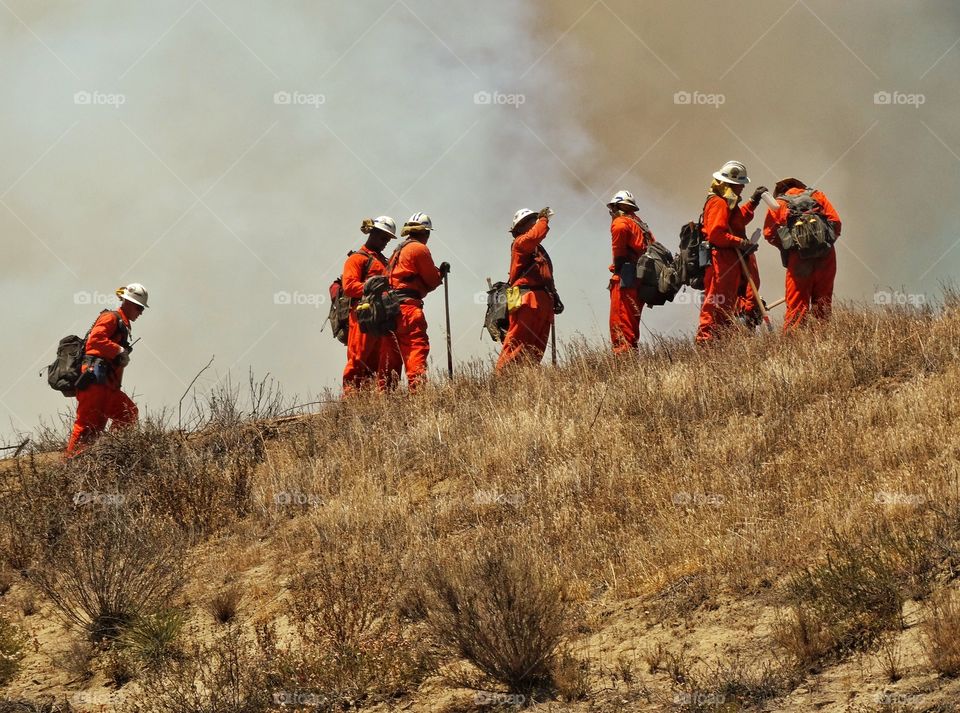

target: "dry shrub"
[775,532,904,667]
[54,638,96,681]
[256,505,434,705]
[0,571,12,597]
[923,590,960,677]
[208,586,242,625]
[0,614,25,685]
[123,623,269,713]
[669,655,798,712]
[28,509,186,641]
[119,610,187,670]
[420,532,569,696]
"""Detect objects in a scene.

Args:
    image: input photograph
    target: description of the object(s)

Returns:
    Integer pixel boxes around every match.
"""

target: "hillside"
[2,301,960,712]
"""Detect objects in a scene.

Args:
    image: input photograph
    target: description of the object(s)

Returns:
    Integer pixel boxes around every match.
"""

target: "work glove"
[438,261,451,277]
[538,207,552,220]
[749,186,769,207]
[552,292,565,315]
[739,240,759,256]
[115,349,130,368]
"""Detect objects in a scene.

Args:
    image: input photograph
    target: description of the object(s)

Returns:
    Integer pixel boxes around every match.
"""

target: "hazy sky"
[2,1,958,442]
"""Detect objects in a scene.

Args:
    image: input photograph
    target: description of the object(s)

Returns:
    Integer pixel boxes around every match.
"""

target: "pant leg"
[497,291,553,370]
[397,303,430,390]
[66,384,111,456]
[609,280,642,354]
[811,248,837,321]
[342,312,381,394]
[696,250,741,343]
[104,389,138,430]
[783,251,816,331]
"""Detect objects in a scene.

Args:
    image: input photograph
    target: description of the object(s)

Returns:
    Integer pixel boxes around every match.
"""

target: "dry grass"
[2,299,960,707]
[923,590,960,677]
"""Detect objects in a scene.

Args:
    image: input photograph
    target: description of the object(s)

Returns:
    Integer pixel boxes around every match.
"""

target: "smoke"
[1,0,957,441]
[527,0,960,310]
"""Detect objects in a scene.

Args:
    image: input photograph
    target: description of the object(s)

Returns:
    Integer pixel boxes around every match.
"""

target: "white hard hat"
[606,190,639,211]
[405,212,434,232]
[509,208,537,231]
[371,216,398,239]
[120,283,149,309]
[713,160,751,185]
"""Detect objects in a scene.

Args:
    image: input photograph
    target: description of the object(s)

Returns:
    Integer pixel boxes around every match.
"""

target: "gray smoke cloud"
[1,1,957,442]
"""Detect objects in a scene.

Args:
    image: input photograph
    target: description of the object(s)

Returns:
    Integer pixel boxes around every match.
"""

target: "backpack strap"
[83,310,129,355]
[387,238,416,277]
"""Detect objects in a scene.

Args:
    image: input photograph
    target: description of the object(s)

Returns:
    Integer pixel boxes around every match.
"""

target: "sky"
[1,0,959,442]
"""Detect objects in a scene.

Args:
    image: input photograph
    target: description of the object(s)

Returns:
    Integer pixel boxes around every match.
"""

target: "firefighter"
[606,190,655,353]
[695,161,767,343]
[341,216,394,393]
[380,212,448,389]
[763,178,842,330]
[496,207,562,370]
[66,284,147,456]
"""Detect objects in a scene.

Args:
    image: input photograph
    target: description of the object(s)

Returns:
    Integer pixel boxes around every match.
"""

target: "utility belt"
[75,356,115,391]
[393,288,423,305]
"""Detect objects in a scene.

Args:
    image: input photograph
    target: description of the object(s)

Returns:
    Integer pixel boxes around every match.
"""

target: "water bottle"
[761,191,780,211]
[698,240,711,268]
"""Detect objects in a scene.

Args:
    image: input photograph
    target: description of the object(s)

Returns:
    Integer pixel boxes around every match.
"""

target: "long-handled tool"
[443,272,453,379]
[550,323,557,366]
[736,229,773,332]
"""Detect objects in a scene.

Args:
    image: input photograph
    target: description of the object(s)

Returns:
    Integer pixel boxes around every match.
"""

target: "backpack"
[47,310,126,397]
[634,241,681,307]
[675,198,711,290]
[777,189,835,259]
[326,250,386,344]
[484,281,510,342]
[355,240,413,336]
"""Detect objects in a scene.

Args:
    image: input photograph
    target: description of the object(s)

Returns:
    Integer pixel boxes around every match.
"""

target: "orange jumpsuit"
[696,195,758,343]
[609,214,654,353]
[763,188,841,330]
[380,239,443,389]
[66,310,138,455]
[496,217,555,370]
[341,246,389,393]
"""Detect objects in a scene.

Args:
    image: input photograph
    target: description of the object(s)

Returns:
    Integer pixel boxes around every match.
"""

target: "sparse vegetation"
[1,301,960,709]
